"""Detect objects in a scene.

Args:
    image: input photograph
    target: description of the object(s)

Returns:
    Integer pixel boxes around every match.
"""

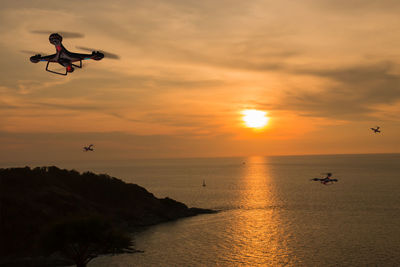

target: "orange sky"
[1,0,400,163]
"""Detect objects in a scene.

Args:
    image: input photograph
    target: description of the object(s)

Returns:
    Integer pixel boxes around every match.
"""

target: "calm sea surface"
[40,154,400,265]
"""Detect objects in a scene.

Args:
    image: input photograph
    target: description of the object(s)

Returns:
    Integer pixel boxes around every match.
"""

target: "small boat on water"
[202,179,206,187]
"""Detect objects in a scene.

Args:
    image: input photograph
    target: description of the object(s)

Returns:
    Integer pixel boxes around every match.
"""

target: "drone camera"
[67,66,75,73]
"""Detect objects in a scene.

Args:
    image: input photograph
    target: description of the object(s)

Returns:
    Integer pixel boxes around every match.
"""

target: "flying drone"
[28,31,118,75]
[370,126,381,134]
[310,173,338,185]
[83,144,94,152]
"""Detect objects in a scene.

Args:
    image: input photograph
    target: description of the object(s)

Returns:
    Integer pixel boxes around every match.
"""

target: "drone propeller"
[76,46,120,60]
[20,50,48,56]
[30,30,85,38]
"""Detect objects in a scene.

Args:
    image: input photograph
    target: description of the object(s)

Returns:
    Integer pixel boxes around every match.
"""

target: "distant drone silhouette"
[310,173,338,185]
[83,144,94,152]
[370,126,381,134]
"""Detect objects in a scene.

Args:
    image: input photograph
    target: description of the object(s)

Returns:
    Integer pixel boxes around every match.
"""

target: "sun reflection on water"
[224,156,293,266]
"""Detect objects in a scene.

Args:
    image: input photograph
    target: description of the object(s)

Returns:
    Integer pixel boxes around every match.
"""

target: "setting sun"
[241,109,269,129]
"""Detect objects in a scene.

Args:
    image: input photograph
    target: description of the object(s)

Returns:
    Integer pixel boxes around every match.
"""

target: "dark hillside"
[0,166,214,259]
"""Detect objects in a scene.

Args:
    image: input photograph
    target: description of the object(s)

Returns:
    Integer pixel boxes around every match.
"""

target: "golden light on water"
[226,156,291,265]
[241,109,269,129]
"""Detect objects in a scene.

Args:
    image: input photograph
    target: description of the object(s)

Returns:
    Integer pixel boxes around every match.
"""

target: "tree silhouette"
[42,216,139,267]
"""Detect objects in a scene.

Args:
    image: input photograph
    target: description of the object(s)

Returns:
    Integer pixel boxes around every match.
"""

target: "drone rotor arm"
[76,46,118,60]
[30,53,56,63]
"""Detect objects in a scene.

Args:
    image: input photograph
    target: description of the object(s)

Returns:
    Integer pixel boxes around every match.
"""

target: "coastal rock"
[0,166,215,260]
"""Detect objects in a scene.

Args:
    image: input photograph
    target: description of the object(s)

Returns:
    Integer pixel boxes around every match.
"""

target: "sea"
[16,154,400,266]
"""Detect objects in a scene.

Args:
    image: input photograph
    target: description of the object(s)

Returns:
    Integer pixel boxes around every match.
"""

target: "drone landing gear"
[72,60,82,68]
[46,61,67,76]
[45,60,82,76]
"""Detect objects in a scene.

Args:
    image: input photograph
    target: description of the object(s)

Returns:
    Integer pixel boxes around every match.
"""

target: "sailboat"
[202,179,206,187]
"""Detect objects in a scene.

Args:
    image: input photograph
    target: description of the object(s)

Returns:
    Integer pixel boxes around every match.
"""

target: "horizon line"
[1,152,399,167]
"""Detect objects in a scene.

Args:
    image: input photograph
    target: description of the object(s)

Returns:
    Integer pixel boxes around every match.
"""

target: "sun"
[241,109,269,129]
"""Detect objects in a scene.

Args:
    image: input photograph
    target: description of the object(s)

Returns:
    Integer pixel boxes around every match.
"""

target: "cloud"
[311,0,400,12]
[261,62,400,121]
[141,112,223,131]
[0,130,237,163]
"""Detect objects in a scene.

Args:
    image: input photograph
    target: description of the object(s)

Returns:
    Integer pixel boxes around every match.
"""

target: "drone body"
[83,144,94,152]
[371,126,381,134]
[311,173,338,185]
[29,33,104,75]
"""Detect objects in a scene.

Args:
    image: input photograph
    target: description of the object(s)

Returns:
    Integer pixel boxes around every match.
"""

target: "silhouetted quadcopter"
[371,126,381,134]
[83,144,94,152]
[27,31,119,75]
[310,173,338,185]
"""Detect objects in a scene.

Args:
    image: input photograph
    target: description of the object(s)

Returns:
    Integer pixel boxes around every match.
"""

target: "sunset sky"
[1,0,400,163]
